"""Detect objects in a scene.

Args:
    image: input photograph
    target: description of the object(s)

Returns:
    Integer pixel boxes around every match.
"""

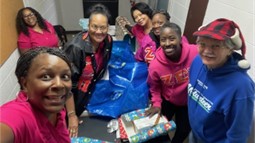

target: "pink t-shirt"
[0,91,70,143]
[131,24,146,48]
[17,20,59,49]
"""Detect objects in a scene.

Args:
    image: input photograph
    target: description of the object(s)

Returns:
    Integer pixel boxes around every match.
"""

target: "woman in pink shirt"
[16,7,78,138]
[16,7,59,54]
[121,2,153,48]
[145,22,198,143]
[0,48,72,143]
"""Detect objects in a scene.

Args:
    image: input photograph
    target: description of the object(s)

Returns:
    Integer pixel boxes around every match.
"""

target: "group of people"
[0,2,254,143]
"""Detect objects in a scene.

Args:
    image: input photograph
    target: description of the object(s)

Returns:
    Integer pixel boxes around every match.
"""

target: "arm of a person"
[147,67,162,108]
[0,123,14,143]
[65,94,79,138]
[225,95,254,142]
[17,33,32,55]
[134,44,145,62]
[125,24,133,34]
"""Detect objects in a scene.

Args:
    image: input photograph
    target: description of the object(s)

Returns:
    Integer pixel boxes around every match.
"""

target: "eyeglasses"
[90,24,108,32]
[197,41,226,50]
[23,13,35,19]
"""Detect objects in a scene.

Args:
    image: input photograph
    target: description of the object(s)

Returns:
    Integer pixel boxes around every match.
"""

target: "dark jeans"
[161,98,191,143]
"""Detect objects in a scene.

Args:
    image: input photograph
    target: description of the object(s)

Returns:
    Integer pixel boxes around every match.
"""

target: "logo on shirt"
[144,47,155,63]
[160,68,189,86]
[188,83,213,113]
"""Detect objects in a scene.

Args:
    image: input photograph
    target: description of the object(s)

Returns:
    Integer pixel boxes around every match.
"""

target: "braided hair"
[15,47,72,89]
[152,9,171,21]
[16,7,49,36]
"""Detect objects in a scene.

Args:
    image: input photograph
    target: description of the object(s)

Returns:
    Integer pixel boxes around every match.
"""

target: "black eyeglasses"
[23,13,35,19]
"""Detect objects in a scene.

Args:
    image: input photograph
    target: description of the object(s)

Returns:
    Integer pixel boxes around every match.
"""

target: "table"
[78,116,171,143]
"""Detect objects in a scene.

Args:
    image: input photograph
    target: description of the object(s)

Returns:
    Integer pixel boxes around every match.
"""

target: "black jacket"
[63,31,113,116]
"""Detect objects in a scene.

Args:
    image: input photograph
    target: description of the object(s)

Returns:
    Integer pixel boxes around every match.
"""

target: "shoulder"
[44,20,53,27]
[132,24,144,34]
[0,101,33,131]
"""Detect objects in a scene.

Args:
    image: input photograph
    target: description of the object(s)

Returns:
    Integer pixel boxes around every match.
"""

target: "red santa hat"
[193,18,250,69]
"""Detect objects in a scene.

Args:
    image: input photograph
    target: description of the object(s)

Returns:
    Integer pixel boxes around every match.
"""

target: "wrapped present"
[133,114,168,133]
[71,137,113,143]
[118,108,176,143]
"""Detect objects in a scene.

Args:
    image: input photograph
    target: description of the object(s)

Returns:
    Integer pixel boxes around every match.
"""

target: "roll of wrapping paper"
[129,121,176,143]
[71,137,113,143]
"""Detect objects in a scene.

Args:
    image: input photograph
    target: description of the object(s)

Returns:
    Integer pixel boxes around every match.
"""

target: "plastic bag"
[87,41,149,118]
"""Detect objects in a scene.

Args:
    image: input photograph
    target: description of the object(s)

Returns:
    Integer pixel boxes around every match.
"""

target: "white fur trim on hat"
[238,59,250,69]
[230,28,242,50]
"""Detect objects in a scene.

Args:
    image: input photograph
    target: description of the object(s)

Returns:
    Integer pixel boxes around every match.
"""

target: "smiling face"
[22,9,38,27]
[160,27,182,62]
[88,13,108,45]
[132,10,150,26]
[197,37,232,69]
[21,53,72,115]
[152,13,168,36]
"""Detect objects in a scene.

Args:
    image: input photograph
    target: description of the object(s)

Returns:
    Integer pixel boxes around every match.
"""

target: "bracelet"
[67,111,76,117]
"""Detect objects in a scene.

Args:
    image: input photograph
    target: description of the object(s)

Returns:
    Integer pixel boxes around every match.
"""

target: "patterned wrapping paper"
[122,108,147,121]
[129,121,176,143]
[119,108,176,143]
[71,137,113,143]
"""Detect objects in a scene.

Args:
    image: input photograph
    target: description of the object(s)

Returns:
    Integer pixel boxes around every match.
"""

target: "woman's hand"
[145,106,161,118]
[68,114,79,138]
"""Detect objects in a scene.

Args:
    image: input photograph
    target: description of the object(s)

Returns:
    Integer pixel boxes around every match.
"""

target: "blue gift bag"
[87,41,149,118]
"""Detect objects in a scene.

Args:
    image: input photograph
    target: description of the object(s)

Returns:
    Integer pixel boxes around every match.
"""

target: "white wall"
[167,0,191,33]
[58,0,83,31]
[23,0,60,25]
[0,51,20,105]
[119,0,134,25]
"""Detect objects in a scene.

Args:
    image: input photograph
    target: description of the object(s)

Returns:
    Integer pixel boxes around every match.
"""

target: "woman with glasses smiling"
[63,3,113,120]
[16,7,59,54]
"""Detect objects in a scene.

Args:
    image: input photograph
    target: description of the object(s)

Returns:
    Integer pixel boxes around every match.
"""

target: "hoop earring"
[25,95,29,102]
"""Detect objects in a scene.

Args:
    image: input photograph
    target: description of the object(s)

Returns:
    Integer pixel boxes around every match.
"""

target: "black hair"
[87,3,112,24]
[130,2,153,21]
[15,47,72,89]
[161,22,182,39]
[16,7,49,36]
[152,9,171,21]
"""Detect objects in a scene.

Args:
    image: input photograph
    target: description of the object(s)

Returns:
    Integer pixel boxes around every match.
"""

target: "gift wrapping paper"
[71,137,113,143]
[129,121,176,143]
